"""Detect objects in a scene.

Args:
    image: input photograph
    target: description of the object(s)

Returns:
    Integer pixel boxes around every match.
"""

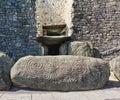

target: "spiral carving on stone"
[11,56,110,91]
[25,57,44,78]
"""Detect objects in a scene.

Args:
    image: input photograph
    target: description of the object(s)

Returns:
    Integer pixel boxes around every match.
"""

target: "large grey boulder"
[11,56,109,91]
[109,56,120,80]
[68,41,93,56]
[0,52,13,90]
[60,41,101,58]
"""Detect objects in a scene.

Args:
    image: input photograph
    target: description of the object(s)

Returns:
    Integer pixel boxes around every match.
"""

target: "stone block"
[11,55,109,91]
[0,52,13,90]
[109,56,120,81]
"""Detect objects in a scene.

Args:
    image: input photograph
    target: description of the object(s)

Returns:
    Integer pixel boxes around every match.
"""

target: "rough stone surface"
[60,41,101,58]
[0,0,119,61]
[0,0,42,61]
[35,0,67,35]
[69,0,120,61]
[11,56,109,91]
[59,41,70,55]
[0,52,13,90]
[36,36,71,45]
[43,41,101,58]
[68,41,94,57]
[109,56,120,81]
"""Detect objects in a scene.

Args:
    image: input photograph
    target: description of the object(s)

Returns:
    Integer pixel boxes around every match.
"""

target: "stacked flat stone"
[0,0,42,61]
[0,52,13,90]
[109,56,120,81]
[11,56,110,91]
[0,0,119,61]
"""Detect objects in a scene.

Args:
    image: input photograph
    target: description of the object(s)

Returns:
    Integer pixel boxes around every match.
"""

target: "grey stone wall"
[35,0,67,36]
[0,0,41,61]
[71,0,120,60]
[0,0,119,61]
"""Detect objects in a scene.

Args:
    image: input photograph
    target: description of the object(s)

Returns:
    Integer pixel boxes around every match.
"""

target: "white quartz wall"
[65,0,73,36]
[35,0,67,36]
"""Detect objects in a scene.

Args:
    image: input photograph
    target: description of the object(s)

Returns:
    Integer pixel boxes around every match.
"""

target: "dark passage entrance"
[48,44,60,55]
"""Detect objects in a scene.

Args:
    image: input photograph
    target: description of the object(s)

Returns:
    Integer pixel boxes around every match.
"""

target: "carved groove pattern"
[11,56,110,91]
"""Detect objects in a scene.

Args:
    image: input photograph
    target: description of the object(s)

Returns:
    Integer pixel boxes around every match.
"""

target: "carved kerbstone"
[11,56,109,91]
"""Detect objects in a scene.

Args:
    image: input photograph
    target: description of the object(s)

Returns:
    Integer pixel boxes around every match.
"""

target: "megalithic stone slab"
[0,52,13,90]
[68,41,94,56]
[60,41,101,58]
[11,56,110,91]
[109,56,120,81]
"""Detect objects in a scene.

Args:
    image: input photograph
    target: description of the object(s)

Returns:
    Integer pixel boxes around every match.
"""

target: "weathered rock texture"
[109,56,120,81]
[69,0,120,61]
[59,41,70,55]
[68,41,93,56]
[35,0,67,35]
[0,0,119,60]
[11,56,109,91]
[0,52,13,90]
[0,0,42,61]
[60,41,101,58]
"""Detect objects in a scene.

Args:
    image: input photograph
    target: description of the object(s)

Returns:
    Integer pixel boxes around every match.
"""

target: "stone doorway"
[48,44,60,55]
[36,25,71,55]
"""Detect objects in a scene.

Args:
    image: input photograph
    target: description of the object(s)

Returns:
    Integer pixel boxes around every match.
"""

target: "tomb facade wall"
[0,0,119,60]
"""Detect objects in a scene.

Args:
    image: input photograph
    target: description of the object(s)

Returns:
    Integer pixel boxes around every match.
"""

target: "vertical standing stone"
[0,52,13,90]
[109,56,120,81]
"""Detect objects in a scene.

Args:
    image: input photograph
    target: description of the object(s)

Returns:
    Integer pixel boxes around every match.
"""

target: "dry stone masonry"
[70,0,120,61]
[0,0,119,60]
[35,0,67,36]
[0,0,42,61]
[0,0,119,91]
